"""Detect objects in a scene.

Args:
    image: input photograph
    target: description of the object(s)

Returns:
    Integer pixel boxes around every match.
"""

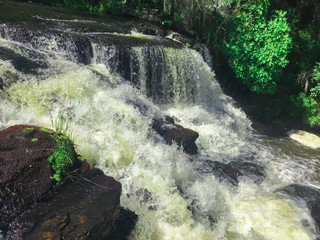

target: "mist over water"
[0,22,319,240]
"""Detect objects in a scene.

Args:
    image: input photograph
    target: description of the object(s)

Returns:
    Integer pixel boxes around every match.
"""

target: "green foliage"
[310,62,320,100]
[290,93,320,126]
[173,11,184,23]
[162,19,173,26]
[52,116,71,136]
[48,133,76,182]
[225,1,292,94]
[162,11,184,28]
[163,0,232,29]
[43,117,85,182]
[61,0,124,14]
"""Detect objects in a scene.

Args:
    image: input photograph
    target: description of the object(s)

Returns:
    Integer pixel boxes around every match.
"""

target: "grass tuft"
[46,116,85,182]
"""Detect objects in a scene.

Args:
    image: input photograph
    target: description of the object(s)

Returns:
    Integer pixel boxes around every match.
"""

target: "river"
[0,1,319,240]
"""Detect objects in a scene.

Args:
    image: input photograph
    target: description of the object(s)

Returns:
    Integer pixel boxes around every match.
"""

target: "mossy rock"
[0,125,81,232]
[0,125,133,240]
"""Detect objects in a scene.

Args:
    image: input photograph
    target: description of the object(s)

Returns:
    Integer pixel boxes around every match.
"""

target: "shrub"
[290,93,320,126]
[310,62,320,100]
[225,1,292,94]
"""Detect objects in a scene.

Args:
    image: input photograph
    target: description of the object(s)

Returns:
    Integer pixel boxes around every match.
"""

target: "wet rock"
[196,160,243,185]
[152,116,199,154]
[170,33,196,47]
[276,184,320,233]
[0,125,135,240]
[195,156,265,185]
[138,8,163,23]
[0,125,57,232]
[74,37,93,65]
[121,7,137,18]
[104,207,138,240]
[0,59,19,90]
[9,168,122,240]
[288,130,320,149]
[229,160,265,183]
[0,46,46,75]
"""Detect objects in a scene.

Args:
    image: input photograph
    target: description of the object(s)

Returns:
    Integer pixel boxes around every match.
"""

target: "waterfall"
[0,7,319,240]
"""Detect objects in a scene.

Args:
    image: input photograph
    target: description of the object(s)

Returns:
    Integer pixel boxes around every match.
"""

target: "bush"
[310,62,320,100]
[290,93,320,126]
[225,1,292,94]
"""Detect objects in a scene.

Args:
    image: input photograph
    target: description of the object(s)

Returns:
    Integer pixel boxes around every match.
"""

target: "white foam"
[0,47,316,239]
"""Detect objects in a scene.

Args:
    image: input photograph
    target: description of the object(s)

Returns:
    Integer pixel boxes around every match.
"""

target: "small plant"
[48,133,76,182]
[52,116,70,135]
[173,11,184,23]
[44,116,85,182]
[162,19,173,26]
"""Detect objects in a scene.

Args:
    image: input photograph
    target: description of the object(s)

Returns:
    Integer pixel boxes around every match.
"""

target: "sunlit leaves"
[225,1,292,94]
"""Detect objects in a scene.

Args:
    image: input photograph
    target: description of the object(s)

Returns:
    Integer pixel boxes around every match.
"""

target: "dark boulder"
[0,46,46,75]
[152,116,199,154]
[195,160,243,185]
[194,155,265,185]
[0,125,57,232]
[229,160,265,183]
[276,184,320,233]
[74,37,93,65]
[8,168,122,240]
[104,207,138,240]
[0,125,135,240]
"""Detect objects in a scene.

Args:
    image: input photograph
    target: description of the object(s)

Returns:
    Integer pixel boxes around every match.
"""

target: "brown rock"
[18,168,122,240]
[152,116,199,154]
[0,125,132,240]
[0,125,56,231]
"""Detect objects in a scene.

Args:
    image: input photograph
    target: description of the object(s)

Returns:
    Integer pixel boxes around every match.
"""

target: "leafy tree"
[225,1,292,94]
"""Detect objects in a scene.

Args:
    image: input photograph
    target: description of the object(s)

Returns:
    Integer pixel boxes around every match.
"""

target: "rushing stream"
[1,2,320,240]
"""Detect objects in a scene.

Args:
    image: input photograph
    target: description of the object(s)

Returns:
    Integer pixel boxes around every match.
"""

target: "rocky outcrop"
[0,125,58,232]
[152,116,199,154]
[9,168,122,240]
[276,184,320,234]
[196,160,243,186]
[194,157,265,185]
[0,125,134,240]
[229,160,265,183]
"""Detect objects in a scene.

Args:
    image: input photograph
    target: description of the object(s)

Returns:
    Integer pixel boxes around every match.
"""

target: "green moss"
[31,138,38,142]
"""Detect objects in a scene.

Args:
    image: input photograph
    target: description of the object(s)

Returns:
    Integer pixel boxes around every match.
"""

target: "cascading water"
[1,2,320,239]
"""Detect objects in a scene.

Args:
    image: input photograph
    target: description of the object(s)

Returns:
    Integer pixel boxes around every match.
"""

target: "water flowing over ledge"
[0,1,320,239]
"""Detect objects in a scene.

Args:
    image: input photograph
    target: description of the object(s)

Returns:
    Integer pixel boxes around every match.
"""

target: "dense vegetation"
[225,1,292,94]
[25,0,320,126]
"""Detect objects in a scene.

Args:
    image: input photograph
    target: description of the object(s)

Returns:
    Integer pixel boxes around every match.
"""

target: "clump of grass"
[48,133,76,182]
[40,116,85,182]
